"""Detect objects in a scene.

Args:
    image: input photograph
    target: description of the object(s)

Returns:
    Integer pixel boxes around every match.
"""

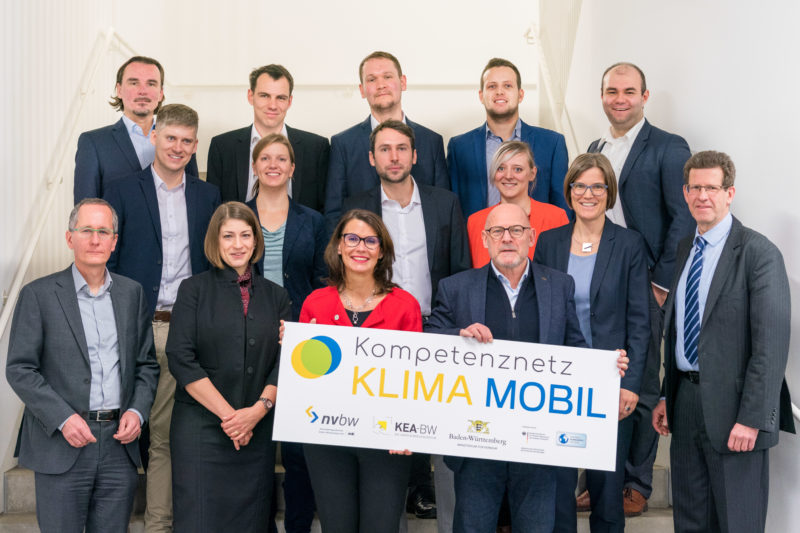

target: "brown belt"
[153,310,171,323]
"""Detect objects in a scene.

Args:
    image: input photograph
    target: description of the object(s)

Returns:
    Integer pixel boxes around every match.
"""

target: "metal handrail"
[0,27,134,341]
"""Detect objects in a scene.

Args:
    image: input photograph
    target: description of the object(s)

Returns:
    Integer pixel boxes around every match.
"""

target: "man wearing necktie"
[652,151,793,532]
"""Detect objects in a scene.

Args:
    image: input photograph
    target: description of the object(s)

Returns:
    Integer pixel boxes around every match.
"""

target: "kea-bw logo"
[292,335,342,378]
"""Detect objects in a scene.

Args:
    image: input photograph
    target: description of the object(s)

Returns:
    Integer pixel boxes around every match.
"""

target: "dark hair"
[69,198,118,233]
[601,62,647,94]
[249,64,294,94]
[250,134,296,197]
[369,119,415,152]
[324,209,397,293]
[563,153,618,210]
[154,104,198,132]
[683,150,736,188]
[480,58,521,91]
[109,56,165,113]
[359,51,403,82]
[204,202,264,270]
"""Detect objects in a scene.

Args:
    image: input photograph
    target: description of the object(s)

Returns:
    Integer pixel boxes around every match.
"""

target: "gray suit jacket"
[6,267,159,474]
[661,217,792,453]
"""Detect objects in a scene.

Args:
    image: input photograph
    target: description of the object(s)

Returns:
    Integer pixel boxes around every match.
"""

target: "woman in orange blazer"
[467,141,568,267]
[299,209,421,533]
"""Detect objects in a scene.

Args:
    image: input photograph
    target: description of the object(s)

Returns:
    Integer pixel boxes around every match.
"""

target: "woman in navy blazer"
[245,133,327,533]
[534,153,650,533]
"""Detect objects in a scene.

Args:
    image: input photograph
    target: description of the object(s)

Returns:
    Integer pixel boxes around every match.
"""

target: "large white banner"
[274,322,621,471]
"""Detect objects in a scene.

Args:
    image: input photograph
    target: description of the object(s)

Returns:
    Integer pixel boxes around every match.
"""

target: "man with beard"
[343,119,470,533]
[74,56,198,202]
[447,58,569,218]
[324,51,449,230]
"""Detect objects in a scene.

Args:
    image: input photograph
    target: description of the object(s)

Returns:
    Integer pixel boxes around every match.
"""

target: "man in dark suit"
[207,64,330,211]
[74,56,198,202]
[343,120,470,531]
[104,104,220,533]
[447,58,569,218]
[6,198,160,533]
[652,151,792,533]
[427,203,589,533]
[325,51,449,229]
[584,62,694,515]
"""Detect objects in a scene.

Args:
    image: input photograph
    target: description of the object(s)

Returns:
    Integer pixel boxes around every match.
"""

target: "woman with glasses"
[299,208,421,533]
[245,133,327,533]
[467,141,568,267]
[534,153,650,533]
[166,202,290,532]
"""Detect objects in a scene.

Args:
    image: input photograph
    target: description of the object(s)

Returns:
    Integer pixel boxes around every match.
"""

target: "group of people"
[4,48,793,533]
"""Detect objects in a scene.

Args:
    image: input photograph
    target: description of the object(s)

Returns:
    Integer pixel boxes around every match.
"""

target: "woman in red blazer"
[299,209,421,533]
[467,141,569,267]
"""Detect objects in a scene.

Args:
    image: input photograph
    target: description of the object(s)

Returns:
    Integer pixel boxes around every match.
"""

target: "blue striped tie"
[684,236,707,366]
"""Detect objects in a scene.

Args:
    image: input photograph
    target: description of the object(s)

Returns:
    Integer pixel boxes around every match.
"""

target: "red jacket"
[299,286,422,332]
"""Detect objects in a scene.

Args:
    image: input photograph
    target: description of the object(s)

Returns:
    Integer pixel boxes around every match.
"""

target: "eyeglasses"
[484,225,531,240]
[684,184,727,195]
[69,227,116,240]
[342,233,381,250]
[570,183,608,196]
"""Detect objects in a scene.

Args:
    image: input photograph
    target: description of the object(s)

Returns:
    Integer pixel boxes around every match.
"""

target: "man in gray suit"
[6,198,160,533]
[652,151,792,532]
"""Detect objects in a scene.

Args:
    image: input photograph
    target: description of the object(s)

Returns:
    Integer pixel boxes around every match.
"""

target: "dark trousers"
[34,420,138,533]
[304,443,411,533]
[624,290,664,497]
[453,459,556,533]
[281,441,316,533]
[554,416,634,533]
[670,378,769,533]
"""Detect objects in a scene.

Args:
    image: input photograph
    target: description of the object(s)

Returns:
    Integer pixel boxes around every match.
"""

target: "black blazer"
[207,124,331,211]
[661,217,793,452]
[342,182,471,310]
[246,197,328,320]
[104,166,221,316]
[167,267,291,414]
[534,219,650,394]
[588,120,694,288]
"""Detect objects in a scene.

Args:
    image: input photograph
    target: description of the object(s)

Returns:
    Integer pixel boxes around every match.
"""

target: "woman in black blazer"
[245,134,327,531]
[534,153,650,533]
[167,202,291,533]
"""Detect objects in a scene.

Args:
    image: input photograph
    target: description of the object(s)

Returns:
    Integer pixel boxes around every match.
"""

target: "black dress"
[167,266,290,533]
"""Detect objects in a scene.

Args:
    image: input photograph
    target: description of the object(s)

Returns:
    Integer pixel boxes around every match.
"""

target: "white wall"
[564,2,800,530]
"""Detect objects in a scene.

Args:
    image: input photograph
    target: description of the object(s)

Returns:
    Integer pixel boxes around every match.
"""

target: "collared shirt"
[247,123,291,202]
[121,114,156,169]
[152,166,192,311]
[71,264,121,412]
[674,212,733,371]
[490,258,531,310]
[370,113,407,130]
[485,118,523,206]
[380,177,432,315]
[599,116,646,228]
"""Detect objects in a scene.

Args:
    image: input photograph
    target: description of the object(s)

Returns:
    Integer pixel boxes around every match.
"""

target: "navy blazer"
[246,198,328,320]
[207,124,331,212]
[588,120,694,288]
[342,182,471,309]
[104,166,221,316]
[74,117,199,202]
[324,115,449,229]
[427,262,587,473]
[447,120,569,218]
[534,220,650,394]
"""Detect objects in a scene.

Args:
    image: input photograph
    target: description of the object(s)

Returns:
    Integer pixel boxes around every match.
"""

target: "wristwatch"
[259,397,274,411]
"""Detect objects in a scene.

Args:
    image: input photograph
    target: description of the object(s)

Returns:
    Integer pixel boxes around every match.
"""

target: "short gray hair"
[69,198,118,233]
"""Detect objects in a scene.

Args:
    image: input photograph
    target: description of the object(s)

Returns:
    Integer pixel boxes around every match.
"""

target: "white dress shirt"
[380,178,432,315]
[599,116,646,227]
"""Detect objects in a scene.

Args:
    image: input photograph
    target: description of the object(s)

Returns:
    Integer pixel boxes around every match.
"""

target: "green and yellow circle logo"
[291,335,342,378]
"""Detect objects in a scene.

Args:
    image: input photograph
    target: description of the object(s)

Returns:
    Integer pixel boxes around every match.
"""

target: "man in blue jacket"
[447,58,569,218]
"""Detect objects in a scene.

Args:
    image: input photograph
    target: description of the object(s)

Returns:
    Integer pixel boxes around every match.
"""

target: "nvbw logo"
[292,336,342,379]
